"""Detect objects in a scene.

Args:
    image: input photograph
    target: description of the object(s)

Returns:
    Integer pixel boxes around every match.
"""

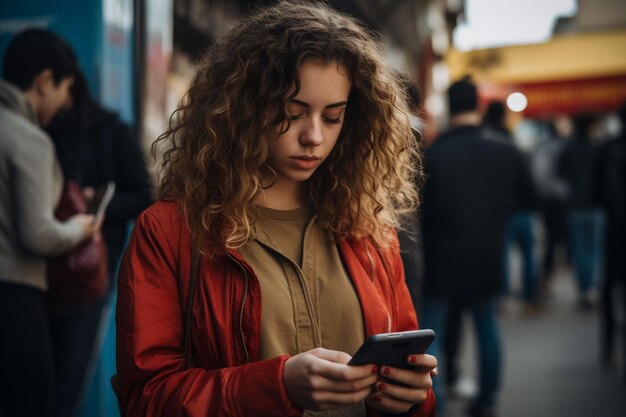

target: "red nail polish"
[382,367,390,375]
[409,355,416,364]
[371,365,378,374]
[375,395,382,402]
[378,382,386,391]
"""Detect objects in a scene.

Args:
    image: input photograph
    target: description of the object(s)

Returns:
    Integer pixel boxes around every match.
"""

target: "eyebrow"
[289,98,348,109]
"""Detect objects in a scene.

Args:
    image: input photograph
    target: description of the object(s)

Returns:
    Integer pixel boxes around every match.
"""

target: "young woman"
[115,2,437,416]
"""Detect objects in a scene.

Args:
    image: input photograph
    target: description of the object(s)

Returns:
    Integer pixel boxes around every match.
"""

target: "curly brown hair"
[154,0,423,256]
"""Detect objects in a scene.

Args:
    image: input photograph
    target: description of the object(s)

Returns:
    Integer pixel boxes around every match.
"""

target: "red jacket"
[116,201,436,416]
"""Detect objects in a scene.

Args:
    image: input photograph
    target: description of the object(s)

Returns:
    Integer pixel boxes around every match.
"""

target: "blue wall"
[0,0,102,100]
[0,0,134,122]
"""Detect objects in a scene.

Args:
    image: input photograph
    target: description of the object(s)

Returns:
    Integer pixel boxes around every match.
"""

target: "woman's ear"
[32,69,54,97]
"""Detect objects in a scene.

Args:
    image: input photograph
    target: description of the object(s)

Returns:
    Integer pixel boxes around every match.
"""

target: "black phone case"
[348,329,435,369]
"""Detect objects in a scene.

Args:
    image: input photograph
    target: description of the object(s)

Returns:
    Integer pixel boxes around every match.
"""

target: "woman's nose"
[299,117,323,146]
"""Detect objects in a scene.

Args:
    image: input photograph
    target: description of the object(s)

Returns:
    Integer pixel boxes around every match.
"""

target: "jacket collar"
[0,79,38,125]
[441,124,482,139]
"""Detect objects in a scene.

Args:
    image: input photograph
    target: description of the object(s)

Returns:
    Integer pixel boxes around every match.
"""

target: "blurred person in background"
[529,117,571,294]
[45,69,151,417]
[594,102,625,376]
[441,301,472,401]
[0,29,100,417]
[557,113,606,309]
[398,83,426,311]
[483,101,541,310]
[420,78,535,417]
[443,101,540,403]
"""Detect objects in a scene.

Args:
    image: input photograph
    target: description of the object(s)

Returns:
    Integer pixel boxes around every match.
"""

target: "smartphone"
[90,182,116,224]
[348,329,435,369]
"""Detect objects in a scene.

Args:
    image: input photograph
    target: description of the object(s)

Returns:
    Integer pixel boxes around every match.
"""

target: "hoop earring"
[260,166,277,190]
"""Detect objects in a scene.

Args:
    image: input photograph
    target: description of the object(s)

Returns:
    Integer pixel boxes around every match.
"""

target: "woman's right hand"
[68,213,101,241]
[283,347,378,412]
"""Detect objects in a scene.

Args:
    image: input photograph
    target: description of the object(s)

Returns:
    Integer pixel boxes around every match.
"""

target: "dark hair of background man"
[2,28,77,90]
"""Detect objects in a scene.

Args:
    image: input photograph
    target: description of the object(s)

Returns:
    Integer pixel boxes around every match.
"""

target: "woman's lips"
[291,156,320,169]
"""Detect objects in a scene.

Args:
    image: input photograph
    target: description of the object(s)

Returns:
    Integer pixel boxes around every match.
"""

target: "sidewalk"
[445,265,626,417]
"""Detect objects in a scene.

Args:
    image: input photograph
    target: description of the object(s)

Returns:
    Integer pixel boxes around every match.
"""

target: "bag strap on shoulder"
[112,245,200,415]
[184,249,200,366]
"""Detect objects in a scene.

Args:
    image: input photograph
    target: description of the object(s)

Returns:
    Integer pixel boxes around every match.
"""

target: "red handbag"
[46,180,109,313]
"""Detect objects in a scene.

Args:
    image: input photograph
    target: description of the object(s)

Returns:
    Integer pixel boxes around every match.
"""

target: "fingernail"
[408,355,417,364]
[377,382,386,391]
[375,395,382,402]
[382,367,390,375]
[371,365,378,374]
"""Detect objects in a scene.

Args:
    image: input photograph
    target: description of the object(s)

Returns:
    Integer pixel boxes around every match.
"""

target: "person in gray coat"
[0,29,100,417]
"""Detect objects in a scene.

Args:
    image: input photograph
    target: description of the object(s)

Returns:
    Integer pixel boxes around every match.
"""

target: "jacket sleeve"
[12,131,83,256]
[115,209,302,417]
[369,232,436,417]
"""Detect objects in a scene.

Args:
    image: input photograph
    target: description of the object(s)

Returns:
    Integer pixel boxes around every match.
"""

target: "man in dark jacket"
[419,78,535,417]
[483,101,540,307]
[595,103,626,378]
[45,69,152,417]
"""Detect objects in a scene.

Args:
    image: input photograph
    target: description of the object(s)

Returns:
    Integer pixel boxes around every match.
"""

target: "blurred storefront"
[439,0,626,144]
[446,29,626,119]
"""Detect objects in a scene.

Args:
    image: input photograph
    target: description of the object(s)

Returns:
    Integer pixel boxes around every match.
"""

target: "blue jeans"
[503,212,538,302]
[420,298,501,413]
[567,209,605,293]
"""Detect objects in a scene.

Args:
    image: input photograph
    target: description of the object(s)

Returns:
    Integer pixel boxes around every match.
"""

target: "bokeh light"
[506,92,528,112]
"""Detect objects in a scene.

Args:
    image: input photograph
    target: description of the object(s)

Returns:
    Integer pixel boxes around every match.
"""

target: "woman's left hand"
[82,186,96,203]
[366,353,438,414]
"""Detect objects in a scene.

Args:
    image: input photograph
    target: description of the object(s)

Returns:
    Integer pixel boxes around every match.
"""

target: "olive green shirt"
[239,206,365,416]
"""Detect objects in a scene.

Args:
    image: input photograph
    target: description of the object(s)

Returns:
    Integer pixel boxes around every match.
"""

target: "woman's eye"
[289,113,303,121]
[323,116,342,125]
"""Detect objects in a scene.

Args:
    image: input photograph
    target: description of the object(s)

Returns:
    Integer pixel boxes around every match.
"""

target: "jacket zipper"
[364,243,392,333]
[226,252,250,364]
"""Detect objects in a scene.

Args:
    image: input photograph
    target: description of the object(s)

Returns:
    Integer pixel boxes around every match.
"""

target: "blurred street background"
[445,255,626,417]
